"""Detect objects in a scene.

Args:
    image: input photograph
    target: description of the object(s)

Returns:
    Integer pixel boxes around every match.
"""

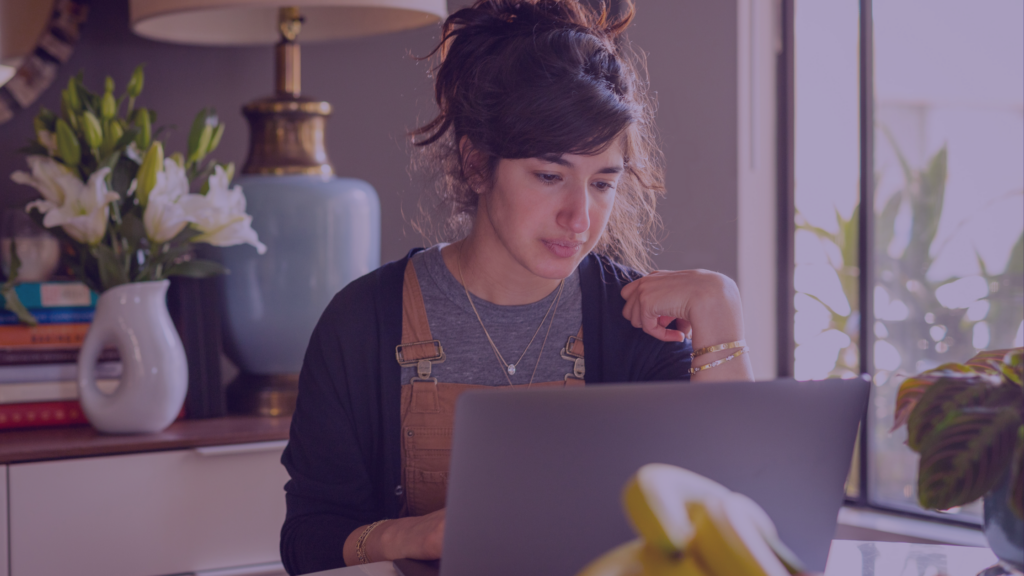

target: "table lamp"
[0,0,54,85]
[130,0,446,415]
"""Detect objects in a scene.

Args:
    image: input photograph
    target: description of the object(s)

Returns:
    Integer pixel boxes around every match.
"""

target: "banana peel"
[576,464,806,576]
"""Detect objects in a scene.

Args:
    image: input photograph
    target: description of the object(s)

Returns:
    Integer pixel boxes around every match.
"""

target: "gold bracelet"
[689,347,748,375]
[355,519,388,564]
[691,339,746,358]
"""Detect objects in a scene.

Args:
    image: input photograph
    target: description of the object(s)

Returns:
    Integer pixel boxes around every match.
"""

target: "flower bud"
[63,78,81,112]
[60,100,78,130]
[81,111,103,149]
[208,123,225,155]
[103,120,123,155]
[101,91,117,120]
[127,65,144,98]
[105,76,115,94]
[191,124,213,163]
[170,152,185,167]
[134,108,151,151]
[136,141,164,206]
[223,162,235,184]
[55,118,81,167]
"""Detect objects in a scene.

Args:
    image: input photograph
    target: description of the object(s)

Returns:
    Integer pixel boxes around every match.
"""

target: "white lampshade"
[129,0,447,46]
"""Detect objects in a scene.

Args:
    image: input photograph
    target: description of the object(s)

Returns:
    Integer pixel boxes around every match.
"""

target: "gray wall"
[0,0,744,278]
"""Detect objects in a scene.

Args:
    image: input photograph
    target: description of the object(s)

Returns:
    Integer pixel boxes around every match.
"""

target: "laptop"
[398,377,868,576]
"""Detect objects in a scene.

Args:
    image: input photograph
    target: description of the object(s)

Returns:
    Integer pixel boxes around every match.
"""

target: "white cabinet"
[7,440,289,576]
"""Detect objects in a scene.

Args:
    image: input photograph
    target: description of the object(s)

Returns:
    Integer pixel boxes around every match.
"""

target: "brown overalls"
[396,261,586,516]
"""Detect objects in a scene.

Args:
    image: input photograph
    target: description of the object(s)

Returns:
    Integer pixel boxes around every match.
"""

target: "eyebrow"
[537,153,624,175]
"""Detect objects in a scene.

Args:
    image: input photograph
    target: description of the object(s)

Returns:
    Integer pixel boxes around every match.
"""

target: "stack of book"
[0,281,120,430]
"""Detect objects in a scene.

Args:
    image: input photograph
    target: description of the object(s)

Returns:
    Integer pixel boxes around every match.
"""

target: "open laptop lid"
[439,378,869,576]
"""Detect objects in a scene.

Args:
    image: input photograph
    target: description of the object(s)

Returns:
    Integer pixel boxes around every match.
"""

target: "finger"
[675,318,693,340]
[621,292,636,323]
[624,296,643,329]
[657,315,674,328]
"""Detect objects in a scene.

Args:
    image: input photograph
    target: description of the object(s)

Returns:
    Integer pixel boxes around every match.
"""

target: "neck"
[442,234,562,306]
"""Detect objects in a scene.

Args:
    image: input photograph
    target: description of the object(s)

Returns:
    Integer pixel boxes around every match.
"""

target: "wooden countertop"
[0,415,291,464]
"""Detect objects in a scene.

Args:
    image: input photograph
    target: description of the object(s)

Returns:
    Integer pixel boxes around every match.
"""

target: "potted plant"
[893,348,1023,571]
[8,66,266,433]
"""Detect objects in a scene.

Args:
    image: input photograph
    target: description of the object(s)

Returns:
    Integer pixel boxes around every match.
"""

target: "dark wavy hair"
[411,0,664,272]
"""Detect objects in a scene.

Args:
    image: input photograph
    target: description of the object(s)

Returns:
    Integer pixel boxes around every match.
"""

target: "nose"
[556,180,590,234]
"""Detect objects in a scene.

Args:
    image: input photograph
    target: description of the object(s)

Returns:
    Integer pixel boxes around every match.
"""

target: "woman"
[280,1,753,573]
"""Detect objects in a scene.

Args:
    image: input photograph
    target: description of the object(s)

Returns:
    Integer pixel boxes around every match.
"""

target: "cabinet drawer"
[9,440,289,576]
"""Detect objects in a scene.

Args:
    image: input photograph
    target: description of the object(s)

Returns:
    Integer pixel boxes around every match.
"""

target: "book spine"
[0,400,185,430]
[0,347,120,366]
[0,307,95,326]
[0,323,91,348]
[0,379,121,404]
[0,282,97,309]
[0,400,88,430]
[0,361,123,384]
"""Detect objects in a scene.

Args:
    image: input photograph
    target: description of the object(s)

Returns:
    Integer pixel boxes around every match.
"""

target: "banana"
[578,464,805,576]
[578,539,712,576]
[622,463,730,554]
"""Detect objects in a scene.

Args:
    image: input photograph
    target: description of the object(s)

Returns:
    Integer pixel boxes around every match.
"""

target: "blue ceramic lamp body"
[219,174,380,375]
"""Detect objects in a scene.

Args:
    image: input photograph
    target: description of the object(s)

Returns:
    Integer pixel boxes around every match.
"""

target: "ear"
[458,135,489,194]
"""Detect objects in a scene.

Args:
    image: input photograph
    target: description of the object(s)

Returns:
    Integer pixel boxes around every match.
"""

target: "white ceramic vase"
[77,280,188,434]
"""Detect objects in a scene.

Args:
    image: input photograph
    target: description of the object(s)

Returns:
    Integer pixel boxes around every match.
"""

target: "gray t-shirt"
[399,245,583,386]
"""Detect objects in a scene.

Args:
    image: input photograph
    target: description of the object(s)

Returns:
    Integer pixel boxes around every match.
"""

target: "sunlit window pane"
[867,0,1024,518]
[793,0,860,386]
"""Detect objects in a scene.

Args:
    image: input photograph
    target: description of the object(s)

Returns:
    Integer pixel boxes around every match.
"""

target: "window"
[790,0,1024,520]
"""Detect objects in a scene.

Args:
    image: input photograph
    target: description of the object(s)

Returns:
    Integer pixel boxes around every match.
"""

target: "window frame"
[778,0,988,528]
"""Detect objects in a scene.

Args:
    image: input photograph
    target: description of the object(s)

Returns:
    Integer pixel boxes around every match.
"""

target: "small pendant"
[507,364,516,376]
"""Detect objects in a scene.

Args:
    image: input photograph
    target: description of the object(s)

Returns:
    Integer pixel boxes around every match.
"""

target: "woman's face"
[476,141,624,281]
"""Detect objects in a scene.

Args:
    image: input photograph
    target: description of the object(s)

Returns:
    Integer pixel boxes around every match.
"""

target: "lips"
[543,239,583,258]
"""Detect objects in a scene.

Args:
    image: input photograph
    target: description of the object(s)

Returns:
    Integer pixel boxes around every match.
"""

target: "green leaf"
[110,154,140,197]
[917,405,1020,511]
[94,244,129,290]
[113,126,140,152]
[163,259,227,279]
[187,108,209,160]
[906,375,1020,452]
[120,211,145,248]
[1,240,39,326]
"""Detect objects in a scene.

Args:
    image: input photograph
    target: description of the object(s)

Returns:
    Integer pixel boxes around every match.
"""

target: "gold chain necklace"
[458,244,565,386]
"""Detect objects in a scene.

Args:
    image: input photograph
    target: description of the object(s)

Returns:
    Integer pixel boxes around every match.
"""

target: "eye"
[592,180,616,192]
[536,173,562,184]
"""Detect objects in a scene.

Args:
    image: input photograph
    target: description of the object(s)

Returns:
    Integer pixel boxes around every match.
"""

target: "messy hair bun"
[412,0,664,272]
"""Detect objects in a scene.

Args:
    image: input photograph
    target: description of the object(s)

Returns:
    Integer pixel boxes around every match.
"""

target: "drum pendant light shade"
[129,0,447,45]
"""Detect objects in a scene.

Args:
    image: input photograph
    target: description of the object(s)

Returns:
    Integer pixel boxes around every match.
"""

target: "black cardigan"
[280,250,693,575]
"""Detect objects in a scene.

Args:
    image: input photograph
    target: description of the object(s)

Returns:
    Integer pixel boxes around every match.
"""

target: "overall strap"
[396,260,445,382]
[562,326,585,381]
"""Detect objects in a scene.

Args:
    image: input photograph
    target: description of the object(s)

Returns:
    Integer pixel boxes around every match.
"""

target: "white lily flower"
[11,155,81,212]
[34,167,119,245]
[143,159,194,244]
[181,165,266,254]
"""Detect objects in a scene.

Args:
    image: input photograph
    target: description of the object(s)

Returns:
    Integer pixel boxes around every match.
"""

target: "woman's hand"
[344,508,446,565]
[621,270,753,381]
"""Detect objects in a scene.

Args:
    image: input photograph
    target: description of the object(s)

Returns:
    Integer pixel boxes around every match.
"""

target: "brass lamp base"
[226,373,299,417]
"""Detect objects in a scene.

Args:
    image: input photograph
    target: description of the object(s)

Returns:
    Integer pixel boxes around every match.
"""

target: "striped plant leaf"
[905,375,1018,452]
[893,348,1021,432]
[917,404,1020,511]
